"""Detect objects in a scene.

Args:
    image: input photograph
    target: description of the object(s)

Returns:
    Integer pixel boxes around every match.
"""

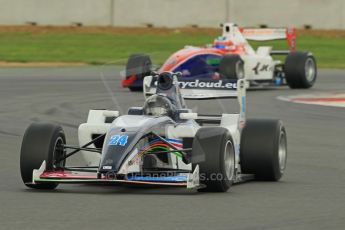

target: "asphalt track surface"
[0,67,344,230]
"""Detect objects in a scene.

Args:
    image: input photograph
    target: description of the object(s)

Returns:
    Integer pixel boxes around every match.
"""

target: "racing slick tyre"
[240,119,287,181]
[192,127,235,192]
[20,122,66,189]
[284,52,317,88]
[219,54,244,80]
[125,53,152,91]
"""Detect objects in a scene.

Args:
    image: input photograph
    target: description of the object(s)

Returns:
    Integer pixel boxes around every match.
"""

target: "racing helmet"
[213,36,234,49]
[143,95,175,118]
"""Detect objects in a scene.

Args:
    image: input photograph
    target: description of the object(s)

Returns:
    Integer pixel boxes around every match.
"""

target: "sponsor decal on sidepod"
[177,80,237,89]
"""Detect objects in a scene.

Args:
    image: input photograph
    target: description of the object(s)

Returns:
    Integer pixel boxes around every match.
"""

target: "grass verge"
[0,26,344,68]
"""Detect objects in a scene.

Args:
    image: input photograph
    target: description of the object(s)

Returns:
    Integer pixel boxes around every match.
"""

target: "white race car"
[20,72,287,192]
[123,23,317,91]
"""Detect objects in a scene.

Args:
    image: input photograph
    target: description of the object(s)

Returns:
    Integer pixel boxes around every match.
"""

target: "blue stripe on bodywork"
[165,138,182,143]
[127,175,187,182]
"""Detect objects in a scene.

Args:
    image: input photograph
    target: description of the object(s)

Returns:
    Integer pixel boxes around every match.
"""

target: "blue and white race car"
[21,72,287,192]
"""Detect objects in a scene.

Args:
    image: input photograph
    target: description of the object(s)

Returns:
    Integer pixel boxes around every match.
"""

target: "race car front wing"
[31,161,202,189]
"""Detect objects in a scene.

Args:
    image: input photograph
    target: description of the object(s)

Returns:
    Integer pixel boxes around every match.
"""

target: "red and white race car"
[122,23,317,91]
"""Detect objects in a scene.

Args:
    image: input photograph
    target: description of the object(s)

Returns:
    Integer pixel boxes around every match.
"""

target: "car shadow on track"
[20,180,291,196]
[20,184,200,196]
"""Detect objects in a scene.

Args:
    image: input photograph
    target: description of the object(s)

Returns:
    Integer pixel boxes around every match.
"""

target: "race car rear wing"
[221,23,296,52]
[240,27,296,51]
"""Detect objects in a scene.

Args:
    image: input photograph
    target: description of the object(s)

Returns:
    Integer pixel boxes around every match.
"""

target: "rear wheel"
[125,53,152,91]
[284,52,317,88]
[20,122,66,189]
[192,127,235,192]
[240,119,287,181]
[219,54,244,80]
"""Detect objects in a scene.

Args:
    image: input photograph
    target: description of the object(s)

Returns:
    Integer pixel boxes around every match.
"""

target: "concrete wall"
[112,0,227,27]
[0,0,113,26]
[230,0,345,29]
[0,0,344,29]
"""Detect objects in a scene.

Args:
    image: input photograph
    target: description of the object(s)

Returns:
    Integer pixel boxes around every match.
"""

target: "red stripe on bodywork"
[40,170,97,179]
[160,48,226,72]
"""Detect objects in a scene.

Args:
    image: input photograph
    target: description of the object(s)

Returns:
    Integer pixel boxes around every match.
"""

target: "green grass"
[0,30,344,68]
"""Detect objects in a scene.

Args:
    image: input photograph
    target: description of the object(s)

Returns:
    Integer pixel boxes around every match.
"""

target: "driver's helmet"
[143,94,175,118]
[213,36,233,49]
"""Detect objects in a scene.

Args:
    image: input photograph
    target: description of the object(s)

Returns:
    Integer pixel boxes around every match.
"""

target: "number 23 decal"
[109,135,128,146]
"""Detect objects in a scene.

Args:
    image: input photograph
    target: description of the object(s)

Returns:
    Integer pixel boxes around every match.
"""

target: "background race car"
[122,23,317,91]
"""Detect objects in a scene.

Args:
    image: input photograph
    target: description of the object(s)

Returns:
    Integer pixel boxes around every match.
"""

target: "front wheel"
[240,119,287,181]
[219,54,244,80]
[124,53,152,91]
[192,127,235,192]
[20,122,66,189]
